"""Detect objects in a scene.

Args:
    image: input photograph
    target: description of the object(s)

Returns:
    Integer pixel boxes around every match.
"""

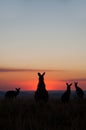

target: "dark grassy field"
[0,97,86,130]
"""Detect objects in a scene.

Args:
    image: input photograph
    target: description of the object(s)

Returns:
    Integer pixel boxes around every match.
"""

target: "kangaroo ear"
[16,88,20,91]
[76,82,78,84]
[38,73,41,76]
[66,83,68,86]
[66,83,72,86]
[74,82,78,84]
[42,72,45,76]
[74,82,76,84]
[70,83,72,86]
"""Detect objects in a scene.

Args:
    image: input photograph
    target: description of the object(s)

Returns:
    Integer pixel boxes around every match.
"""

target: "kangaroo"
[5,88,20,98]
[34,72,49,103]
[74,82,84,98]
[61,83,72,103]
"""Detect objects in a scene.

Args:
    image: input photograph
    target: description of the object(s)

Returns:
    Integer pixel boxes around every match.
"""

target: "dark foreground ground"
[0,97,86,130]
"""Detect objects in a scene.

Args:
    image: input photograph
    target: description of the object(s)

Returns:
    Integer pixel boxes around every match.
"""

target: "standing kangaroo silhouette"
[34,72,49,103]
[5,88,20,98]
[61,83,72,103]
[74,82,84,98]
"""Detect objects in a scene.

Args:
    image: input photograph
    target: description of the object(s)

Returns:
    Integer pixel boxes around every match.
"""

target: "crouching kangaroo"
[34,72,49,103]
[61,83,72,103]
[5,88,20,99]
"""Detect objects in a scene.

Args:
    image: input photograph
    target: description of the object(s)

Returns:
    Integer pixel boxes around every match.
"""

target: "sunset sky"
[0,0,86,91]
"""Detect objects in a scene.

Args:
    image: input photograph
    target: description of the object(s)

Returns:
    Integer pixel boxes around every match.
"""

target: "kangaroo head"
[15,88,20,93]
[66,83,72,91]
[38,72,45,82]
[74,82,78,87]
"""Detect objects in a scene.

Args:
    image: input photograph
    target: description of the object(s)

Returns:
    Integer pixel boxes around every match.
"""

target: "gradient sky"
[0,0,86,90]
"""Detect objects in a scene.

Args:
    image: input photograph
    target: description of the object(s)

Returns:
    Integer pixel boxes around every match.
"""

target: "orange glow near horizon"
[0,79,86,91]
[0,70,86,91]
[13,80,64,91]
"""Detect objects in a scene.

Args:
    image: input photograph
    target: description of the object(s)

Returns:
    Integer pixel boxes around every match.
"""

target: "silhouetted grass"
[0,97,86,130]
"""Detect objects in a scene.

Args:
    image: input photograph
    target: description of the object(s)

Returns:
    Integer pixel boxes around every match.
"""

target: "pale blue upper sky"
[0,0,86,70]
